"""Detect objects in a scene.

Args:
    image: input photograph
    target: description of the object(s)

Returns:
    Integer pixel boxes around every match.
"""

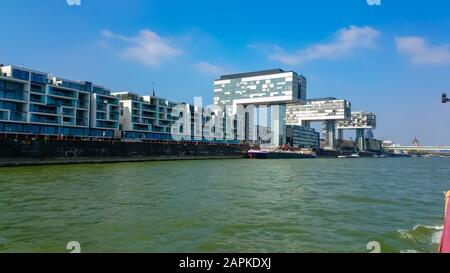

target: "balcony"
[62,108,75,116]
[141,118,153,125]
[142,112,156,118]
[30,94,45,104]
[62,120,75,126]
[48,98,75,108]
[10,111,27,122]
[48,87,77,98]
[77,100,89,109]
[96,103,107,112]
[30,104,59,115]
[133,124,150,131]
[96,121,118,129]
[31,115,59,124]
[76,118,88,127]
[142,105,157,112]
[96,112,107,120]
[0,90,28,101]
[109,113,119,121]
[30,84,45,94]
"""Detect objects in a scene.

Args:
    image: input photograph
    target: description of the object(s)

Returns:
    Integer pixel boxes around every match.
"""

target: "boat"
[439,191,450,253]
[248,149,316,159]
[349,153,360,158]
[337,155,347,159]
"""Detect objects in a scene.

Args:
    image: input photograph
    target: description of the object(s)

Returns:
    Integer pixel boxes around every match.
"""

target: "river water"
[0,158,448,253]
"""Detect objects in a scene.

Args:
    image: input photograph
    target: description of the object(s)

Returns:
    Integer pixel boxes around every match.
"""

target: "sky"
[1,0,450,145]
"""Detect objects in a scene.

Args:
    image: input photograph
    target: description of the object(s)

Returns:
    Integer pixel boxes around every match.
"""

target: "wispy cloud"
[395,36,450,65]
[195,61,230,76]
[252,25,380,65]
[101,29,182,67]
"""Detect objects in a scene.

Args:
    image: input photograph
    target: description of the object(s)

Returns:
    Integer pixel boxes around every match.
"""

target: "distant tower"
[412,137,420,147]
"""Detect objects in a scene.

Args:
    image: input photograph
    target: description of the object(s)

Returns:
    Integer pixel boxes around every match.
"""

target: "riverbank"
[0,138,249,167]
[0,155,247,167]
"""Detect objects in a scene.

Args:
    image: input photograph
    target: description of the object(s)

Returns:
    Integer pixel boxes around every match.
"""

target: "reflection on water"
[0,158,448,253]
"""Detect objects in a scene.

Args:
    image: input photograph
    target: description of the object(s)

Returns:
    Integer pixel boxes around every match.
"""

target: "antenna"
[152,81,156,97]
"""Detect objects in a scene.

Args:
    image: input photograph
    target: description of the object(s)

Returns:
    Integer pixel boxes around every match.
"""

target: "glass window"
[31,73,48,84]
[12,69,30,81]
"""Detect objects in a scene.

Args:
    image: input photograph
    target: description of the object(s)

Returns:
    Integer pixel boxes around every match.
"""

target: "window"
[31,73,48,84]
[12,69,29,81]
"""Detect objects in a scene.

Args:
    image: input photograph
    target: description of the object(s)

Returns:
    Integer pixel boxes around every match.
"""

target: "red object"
[439,192,450,253]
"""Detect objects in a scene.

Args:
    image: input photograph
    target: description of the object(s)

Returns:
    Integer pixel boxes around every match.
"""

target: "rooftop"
[217,69,292,80]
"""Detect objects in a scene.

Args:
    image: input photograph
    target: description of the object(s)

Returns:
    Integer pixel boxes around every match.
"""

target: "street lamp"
[443,93,449,103]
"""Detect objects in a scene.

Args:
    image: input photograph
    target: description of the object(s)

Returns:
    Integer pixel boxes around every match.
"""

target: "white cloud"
[101,29,182,66]
[195,62,229,76]
[395,36,450,65]
[256,25,380,65]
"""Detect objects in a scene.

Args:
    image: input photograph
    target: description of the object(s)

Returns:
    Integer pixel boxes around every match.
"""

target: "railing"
[0,90,28,101]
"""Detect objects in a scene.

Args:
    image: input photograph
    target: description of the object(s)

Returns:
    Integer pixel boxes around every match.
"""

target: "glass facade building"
[286,98,351,124]
[335,111,376,130]
[113,91,239,143]
[286,125,320,149]
[0,65,119,138]
[214,69,306,108]
[213,69,306,146]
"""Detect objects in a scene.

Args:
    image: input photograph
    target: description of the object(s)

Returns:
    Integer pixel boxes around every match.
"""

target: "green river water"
[0,158,448,253]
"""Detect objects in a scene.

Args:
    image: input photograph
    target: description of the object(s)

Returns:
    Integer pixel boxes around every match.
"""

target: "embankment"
[0,138,249,167]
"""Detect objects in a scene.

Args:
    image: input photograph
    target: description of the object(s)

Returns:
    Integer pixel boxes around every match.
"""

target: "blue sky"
[1,0,450,145]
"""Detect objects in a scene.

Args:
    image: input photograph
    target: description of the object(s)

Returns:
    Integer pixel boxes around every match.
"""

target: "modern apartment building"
[214,69,306,108]
[286,98,352,149]
[213,69,307,146]
[286,98,351,125]
[0,65,119,138]
[113,91,238,143]
[113,91,180,140]
[335,111,376,130]
[286,125,320,149]
[90,85,120,137]
[336,111,377,151]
